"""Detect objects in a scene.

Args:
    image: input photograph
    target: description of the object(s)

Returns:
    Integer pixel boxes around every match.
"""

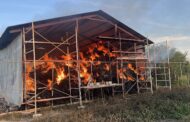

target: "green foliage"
[169,50,190,86]
[177,75,189,86]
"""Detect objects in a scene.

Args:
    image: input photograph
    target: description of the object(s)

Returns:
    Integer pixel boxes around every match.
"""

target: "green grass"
[1,87,190,122]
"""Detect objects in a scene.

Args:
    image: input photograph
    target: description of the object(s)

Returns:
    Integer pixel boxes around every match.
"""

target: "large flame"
[25,40,146,92]
[56,67,67,85]
[25,63,35,92]
[118,63,145,82]
[41,54,56,73]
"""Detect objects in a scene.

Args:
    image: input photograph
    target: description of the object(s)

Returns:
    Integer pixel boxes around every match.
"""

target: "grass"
[1,87,190,122]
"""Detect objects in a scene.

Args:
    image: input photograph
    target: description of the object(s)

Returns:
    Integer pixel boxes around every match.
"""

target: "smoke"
[152,35,190,60]
[148,43,176,63]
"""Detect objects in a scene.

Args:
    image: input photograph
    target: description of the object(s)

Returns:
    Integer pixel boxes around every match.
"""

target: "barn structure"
[0,10,155,113]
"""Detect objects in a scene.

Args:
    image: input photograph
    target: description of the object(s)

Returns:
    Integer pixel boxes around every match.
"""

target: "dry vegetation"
[1,87,190,122]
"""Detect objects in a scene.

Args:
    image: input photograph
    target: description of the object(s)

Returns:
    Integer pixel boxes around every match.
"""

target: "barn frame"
[0,10,171,115]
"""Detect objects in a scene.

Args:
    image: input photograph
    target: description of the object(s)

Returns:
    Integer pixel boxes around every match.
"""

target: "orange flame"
[41,53,55,73]
[104,64,110,71]
[47,79,53,90]
[56,67,67,85]
[128,64,138,74]
[94,61,101,66]
[117,69,127,80]
[25,76,35,92]
[139,76,145,81]
[61,54,73,67]
[25,63,35,92]
[24,40,120,89]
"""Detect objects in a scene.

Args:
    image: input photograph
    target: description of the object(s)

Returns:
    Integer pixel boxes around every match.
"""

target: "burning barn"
[0,10,153,109]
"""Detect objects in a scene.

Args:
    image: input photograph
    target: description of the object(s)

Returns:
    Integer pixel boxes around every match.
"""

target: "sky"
[0,0,190,58]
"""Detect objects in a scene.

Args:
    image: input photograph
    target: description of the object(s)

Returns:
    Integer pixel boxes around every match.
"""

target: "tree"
[169,51,190,86]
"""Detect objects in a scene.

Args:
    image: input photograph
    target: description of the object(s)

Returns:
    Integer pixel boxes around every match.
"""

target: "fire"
[118,63,146,82]
[127,76,134,81]
[79,62,92,84]
[61,54,73,67]
[89,52,100,61]
[90,55,96,61]
[25,63,35,92]
[25,76,35,92]
[79,52,86,61]
[56,67,67,85]
[109,52,116,58]
[88,47,94,54]
[61,54,72,61]
[97,44,109,56]
[104,64,110,71]
[94,61,101,66]
[24,40,127,90]
[117,69,127,80]
[41,53,55,73]
[139,76,145,81]
[47,79,53,90]
[80,72,91,85]
[127,63,138,74]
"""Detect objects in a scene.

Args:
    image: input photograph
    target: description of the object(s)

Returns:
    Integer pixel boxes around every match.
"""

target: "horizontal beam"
[24,96,78,104]
[25,41,69,45]
[117,56,148,60]
[97,36,145,43]
[112,51,144,54]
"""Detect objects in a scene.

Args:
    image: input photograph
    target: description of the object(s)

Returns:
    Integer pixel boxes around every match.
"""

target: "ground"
[0,87,190,122]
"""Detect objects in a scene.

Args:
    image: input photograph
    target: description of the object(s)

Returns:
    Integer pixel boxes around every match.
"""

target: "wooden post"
[166,40,171,90]
[32,22,38,115]
[153,44,158,90]
[75,19,84,108]
[146,39,153,93]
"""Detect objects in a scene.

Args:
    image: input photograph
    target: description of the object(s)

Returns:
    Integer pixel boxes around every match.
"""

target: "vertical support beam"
[64,34,73,104]
[67,44,72,104]
[146,39,153,93]
[115,24,120,85]
[32,22,38,115]
[116,60,119,84]
[179,63,182,86]
[166,40,172,90]
[153,44,158,90]
[163,63,167,86]
[119,32,125,97]
[134,43,140,94]
[107,41,112,81]
[75,19,84,108]
[51,65,54,106]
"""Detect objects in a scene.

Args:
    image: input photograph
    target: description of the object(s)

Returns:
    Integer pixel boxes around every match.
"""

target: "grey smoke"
[149,44,176,63]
